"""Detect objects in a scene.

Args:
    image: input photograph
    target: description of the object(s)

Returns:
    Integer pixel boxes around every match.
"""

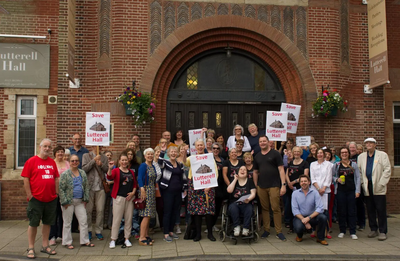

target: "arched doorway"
[167,48,285,139]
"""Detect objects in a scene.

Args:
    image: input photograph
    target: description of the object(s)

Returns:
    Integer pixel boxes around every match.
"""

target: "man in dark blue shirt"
[69,134,89,169]
[247,123,265,156]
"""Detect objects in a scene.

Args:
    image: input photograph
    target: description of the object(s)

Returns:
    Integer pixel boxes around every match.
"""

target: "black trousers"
[365,182,387,234]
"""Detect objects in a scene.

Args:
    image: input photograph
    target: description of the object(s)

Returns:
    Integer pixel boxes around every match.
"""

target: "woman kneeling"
[227,166,256,236]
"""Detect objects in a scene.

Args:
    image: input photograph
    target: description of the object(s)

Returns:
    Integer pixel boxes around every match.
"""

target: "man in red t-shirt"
[21,138,60,258]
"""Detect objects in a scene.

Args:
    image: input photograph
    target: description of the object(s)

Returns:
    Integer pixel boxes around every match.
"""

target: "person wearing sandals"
[59,154,94,249]
[138,148,162,246]
[333,147,361,240]
[158,145,187,243]
[107,153,137,249]
[22,139,60,259]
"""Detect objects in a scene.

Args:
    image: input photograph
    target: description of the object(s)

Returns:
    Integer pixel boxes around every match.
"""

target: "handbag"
[133,198,146,209]
[90,153,111,194]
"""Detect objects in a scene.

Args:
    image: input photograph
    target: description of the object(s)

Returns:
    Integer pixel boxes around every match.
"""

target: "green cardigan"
[59,169,90,206]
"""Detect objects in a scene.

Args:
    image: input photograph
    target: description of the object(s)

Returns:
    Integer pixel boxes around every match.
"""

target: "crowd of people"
[22,124,391,258]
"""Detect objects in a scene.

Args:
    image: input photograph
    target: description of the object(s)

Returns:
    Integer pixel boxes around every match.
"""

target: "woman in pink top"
[49,146,70,246]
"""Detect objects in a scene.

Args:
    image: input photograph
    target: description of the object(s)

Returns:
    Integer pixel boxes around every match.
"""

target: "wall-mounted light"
[0,34,47,39]
[225,44,233,58]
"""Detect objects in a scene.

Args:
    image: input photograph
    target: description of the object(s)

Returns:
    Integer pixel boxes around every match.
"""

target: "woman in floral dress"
[185,139,218,242]
[137,148,161,246]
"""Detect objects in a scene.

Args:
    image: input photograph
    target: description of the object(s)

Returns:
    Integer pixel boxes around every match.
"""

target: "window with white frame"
[16,96,37,168]
[394,103,400,166]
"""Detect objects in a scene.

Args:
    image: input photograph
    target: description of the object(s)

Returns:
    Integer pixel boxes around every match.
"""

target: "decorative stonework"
[98,0,111,69]
[258,6,268,23]
[150,0,162,54]
[284,7,293,42]
[217,4,228,15]
[177,2,188,28]
[296,6,307,58]
[149,1,308,59]
[191,3,202,21]
[271,6,281,30]
[245,5,255,19]
[204,3,215,17]
[232,4,242,16]
[164,2,175,39]
[340,0,351,74]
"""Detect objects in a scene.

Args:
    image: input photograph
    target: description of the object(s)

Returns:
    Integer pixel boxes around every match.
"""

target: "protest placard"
[266,111,288,141]
[280,103,301,134]
[296,136,311,147]
[188,129,206,155]
[85,112,110,146]
[190,153,218,190]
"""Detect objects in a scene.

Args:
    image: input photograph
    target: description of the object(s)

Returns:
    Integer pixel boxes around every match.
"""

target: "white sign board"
[280,103,301,134]
[190,153,218,190]
[266,111,288,141]
[85,112,110,146]
[296,136,311,147]
[188,129,206,156]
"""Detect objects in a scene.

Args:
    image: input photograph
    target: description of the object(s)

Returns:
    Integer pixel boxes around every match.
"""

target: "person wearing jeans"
[291,175,328,245]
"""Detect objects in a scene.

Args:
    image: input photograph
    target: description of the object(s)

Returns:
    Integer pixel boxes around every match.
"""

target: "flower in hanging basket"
[312,87,348,117]
[116,83,157,127]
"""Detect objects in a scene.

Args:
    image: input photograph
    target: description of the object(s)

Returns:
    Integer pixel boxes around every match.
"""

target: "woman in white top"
[226,124,251,152]
[310,148,334,239]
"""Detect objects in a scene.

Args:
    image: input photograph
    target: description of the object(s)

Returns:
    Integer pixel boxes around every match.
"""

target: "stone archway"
[140,16,316,146]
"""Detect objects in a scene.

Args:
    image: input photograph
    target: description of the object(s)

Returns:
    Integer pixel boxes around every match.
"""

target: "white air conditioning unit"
[48,95,57,104]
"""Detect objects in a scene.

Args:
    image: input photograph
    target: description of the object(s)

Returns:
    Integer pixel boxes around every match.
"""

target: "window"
[394,104,400,166]
[16,96,37,168]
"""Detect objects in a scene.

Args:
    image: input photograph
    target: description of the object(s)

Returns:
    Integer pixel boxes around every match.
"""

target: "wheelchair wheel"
[219,230,226,242]
[253,232,259,243]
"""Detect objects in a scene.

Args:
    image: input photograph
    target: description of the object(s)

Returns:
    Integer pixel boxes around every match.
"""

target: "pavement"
[1,216,400,261]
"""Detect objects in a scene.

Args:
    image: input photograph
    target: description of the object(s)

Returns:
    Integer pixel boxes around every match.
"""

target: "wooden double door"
[167,102,280,141]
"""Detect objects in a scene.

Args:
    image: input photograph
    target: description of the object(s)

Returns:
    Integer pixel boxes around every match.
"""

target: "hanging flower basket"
[116,81,157,127]
[312,86,348,118]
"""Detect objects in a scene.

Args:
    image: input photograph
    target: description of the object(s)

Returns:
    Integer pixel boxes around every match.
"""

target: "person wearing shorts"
[22,138,60,259]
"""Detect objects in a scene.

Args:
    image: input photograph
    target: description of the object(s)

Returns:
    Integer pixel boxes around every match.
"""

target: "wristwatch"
[282,183,287,186]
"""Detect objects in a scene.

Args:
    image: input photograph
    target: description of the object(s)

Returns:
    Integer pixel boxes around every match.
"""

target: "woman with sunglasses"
[59,155,94,249]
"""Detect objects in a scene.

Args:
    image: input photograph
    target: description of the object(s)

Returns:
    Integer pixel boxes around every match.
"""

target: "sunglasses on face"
[70,160,79,163]
[212,147,220,150]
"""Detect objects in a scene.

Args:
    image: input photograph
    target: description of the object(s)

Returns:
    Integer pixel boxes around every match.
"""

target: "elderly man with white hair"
[357,138,391,241]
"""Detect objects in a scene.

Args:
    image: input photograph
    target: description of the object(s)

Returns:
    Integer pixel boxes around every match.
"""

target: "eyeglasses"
[70,160,79,163]
[212,147,220,150]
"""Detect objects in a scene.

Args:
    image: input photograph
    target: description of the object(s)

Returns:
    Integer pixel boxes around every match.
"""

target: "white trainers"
[234,226,241,237]
[175,225,182,234]
[350,234,358,240]
[124,239,132,247]
[338,233,344,238]
[242,228,250,236]
[109,240,116,249]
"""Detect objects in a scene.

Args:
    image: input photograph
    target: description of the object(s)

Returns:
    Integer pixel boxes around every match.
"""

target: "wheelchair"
[218,199,260,244]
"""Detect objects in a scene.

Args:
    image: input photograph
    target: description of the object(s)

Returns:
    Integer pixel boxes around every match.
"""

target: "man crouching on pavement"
[291,174,328,245]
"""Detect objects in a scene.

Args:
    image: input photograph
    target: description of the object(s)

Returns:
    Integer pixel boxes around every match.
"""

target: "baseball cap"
[364,138,376,143]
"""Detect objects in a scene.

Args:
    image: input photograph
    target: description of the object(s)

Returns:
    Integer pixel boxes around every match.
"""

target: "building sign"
[0,44,50,88]
[368,0,389,88]
[85,112,111,146]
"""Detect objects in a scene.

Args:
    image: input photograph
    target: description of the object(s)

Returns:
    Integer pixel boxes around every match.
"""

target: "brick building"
[0,0,399,219]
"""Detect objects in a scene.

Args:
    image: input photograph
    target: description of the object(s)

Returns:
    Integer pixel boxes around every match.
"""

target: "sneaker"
[163,235,173,243]
[204,229,208,233]
[109,240,115,249]
[276,233,287,242]
[378,233,387,241]
[170,233,179,240]
[124,239,132,247]
[212,226,220,232]
[368,231,379,238]
[96,233,104,240]
[49,237,56,246]
[261,231,270,239]
[338,233,344,238]
[56,237,62,242]
[242,228,250,236]
[357,226,365,231]
[234,226,241,237]
[88,232,92,241]
[175,225,182,234]
[350,234,358,240]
